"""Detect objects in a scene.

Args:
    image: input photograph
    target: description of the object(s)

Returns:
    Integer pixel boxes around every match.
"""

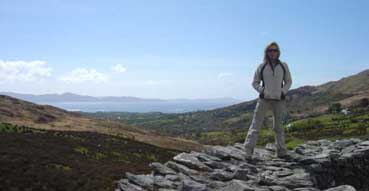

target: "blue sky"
[0,0,368,100]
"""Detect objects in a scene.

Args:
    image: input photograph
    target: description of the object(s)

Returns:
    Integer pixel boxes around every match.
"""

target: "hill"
[0,123,179,191]
[0,94,203,152]
[84,69,369,145]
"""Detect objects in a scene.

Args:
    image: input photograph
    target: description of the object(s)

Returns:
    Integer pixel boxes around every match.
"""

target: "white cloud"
[218,72,233,79]
[111,64,127,73]
[60,68,108,83]
[0,60,52,82]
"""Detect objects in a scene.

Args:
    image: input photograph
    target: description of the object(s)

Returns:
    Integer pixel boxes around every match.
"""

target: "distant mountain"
[0,92,163,102]
[0,92,239,103]
[0,92,241,113]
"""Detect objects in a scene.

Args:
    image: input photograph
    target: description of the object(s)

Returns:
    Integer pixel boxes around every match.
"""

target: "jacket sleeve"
[252,64,264,94]
[282,62,292,95]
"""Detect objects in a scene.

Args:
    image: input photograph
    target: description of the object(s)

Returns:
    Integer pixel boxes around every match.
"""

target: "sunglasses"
[267,49,279,52]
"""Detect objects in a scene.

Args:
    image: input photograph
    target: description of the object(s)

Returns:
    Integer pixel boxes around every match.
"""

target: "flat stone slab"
[173,152,212,171]
[116,138,369,191]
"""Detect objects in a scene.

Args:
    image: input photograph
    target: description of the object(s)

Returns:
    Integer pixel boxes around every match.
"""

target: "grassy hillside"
[0,95,203,152]
[0,123,179,191]
[83,100,257,137]
[197,106,369,147]
[84,69,369,145]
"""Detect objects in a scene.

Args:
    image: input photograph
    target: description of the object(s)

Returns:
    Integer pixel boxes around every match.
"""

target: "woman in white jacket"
[244,41,292,160]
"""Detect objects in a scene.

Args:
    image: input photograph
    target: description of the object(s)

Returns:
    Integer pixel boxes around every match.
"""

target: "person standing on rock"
[244,41,292,160]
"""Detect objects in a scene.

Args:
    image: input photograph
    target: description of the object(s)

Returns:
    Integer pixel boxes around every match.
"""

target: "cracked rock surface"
[116,138,369,191]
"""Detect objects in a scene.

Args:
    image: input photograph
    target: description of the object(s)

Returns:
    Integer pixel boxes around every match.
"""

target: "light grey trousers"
[244,98,288,157]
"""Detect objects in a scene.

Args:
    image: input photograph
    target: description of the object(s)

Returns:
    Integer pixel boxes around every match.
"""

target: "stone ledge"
[116,138,369,191]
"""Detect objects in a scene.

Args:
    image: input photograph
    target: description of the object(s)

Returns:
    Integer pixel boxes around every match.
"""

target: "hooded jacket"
[252,61,292,100]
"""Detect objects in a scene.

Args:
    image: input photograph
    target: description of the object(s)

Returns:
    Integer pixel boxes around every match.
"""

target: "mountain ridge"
[0,91,240,103]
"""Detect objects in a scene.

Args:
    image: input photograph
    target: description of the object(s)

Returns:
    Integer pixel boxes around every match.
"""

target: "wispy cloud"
[111,64,127,73]
[0,60,52,82]
[60,68,108,83]
[217,72,233,79]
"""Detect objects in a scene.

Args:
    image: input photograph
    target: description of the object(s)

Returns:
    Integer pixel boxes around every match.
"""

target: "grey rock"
[205,145,245,160]
[165,174,180,182]
[153,175,176,189]
[357,140,369,146]
[207,180,227,189]
[306,140,320,146]
[233,168,250,181]
[273,169,294,178]
[317,139,332,146]
[150,162,176,175]
[209,169,234,181]
[117,179,145,191]
[187,173,212,184]
[269,185,292,191]
[349,138,362,144]
[293,188,320,191]
[300,153,331,165]
[117,138,369,191]
[266,143,277,152]
[190,151,222,162]
[238,162,258,174]
[125,172,154,190]
[272,172,314,189]
[253,148,274,160]
[165,161,199,176]
[323,185,356,191]
[219,179,259,191]
[177,179,207,191]
[203,160,227,169]
[332,139,355,150]
[173,153,212,171]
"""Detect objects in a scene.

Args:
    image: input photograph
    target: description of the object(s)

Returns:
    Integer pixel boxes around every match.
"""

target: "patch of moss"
[74,146,89,155]
[286,138,305,150]
[46,163,72,171]
[146,153,158,161]
[93,152,107,160]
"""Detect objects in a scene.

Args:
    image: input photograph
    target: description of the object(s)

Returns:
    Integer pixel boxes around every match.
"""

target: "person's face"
[267,45,279,60]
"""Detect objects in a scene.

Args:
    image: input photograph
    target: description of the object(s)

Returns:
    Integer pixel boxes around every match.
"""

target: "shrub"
[328,103,342,113]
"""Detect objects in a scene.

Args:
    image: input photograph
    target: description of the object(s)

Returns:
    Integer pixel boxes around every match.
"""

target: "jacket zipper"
[270,63,276,76]
[270,61,280,77]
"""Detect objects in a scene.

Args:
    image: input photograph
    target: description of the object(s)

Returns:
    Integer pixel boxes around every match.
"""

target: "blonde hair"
[263,41,281,64]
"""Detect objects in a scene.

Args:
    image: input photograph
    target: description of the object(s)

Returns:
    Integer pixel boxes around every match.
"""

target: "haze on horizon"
[1,0,368,100]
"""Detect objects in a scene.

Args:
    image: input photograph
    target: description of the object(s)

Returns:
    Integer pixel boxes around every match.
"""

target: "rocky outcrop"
[116,138,369,191]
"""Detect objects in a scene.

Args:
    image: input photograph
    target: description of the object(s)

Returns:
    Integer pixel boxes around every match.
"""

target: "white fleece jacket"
[252,61,292,100]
